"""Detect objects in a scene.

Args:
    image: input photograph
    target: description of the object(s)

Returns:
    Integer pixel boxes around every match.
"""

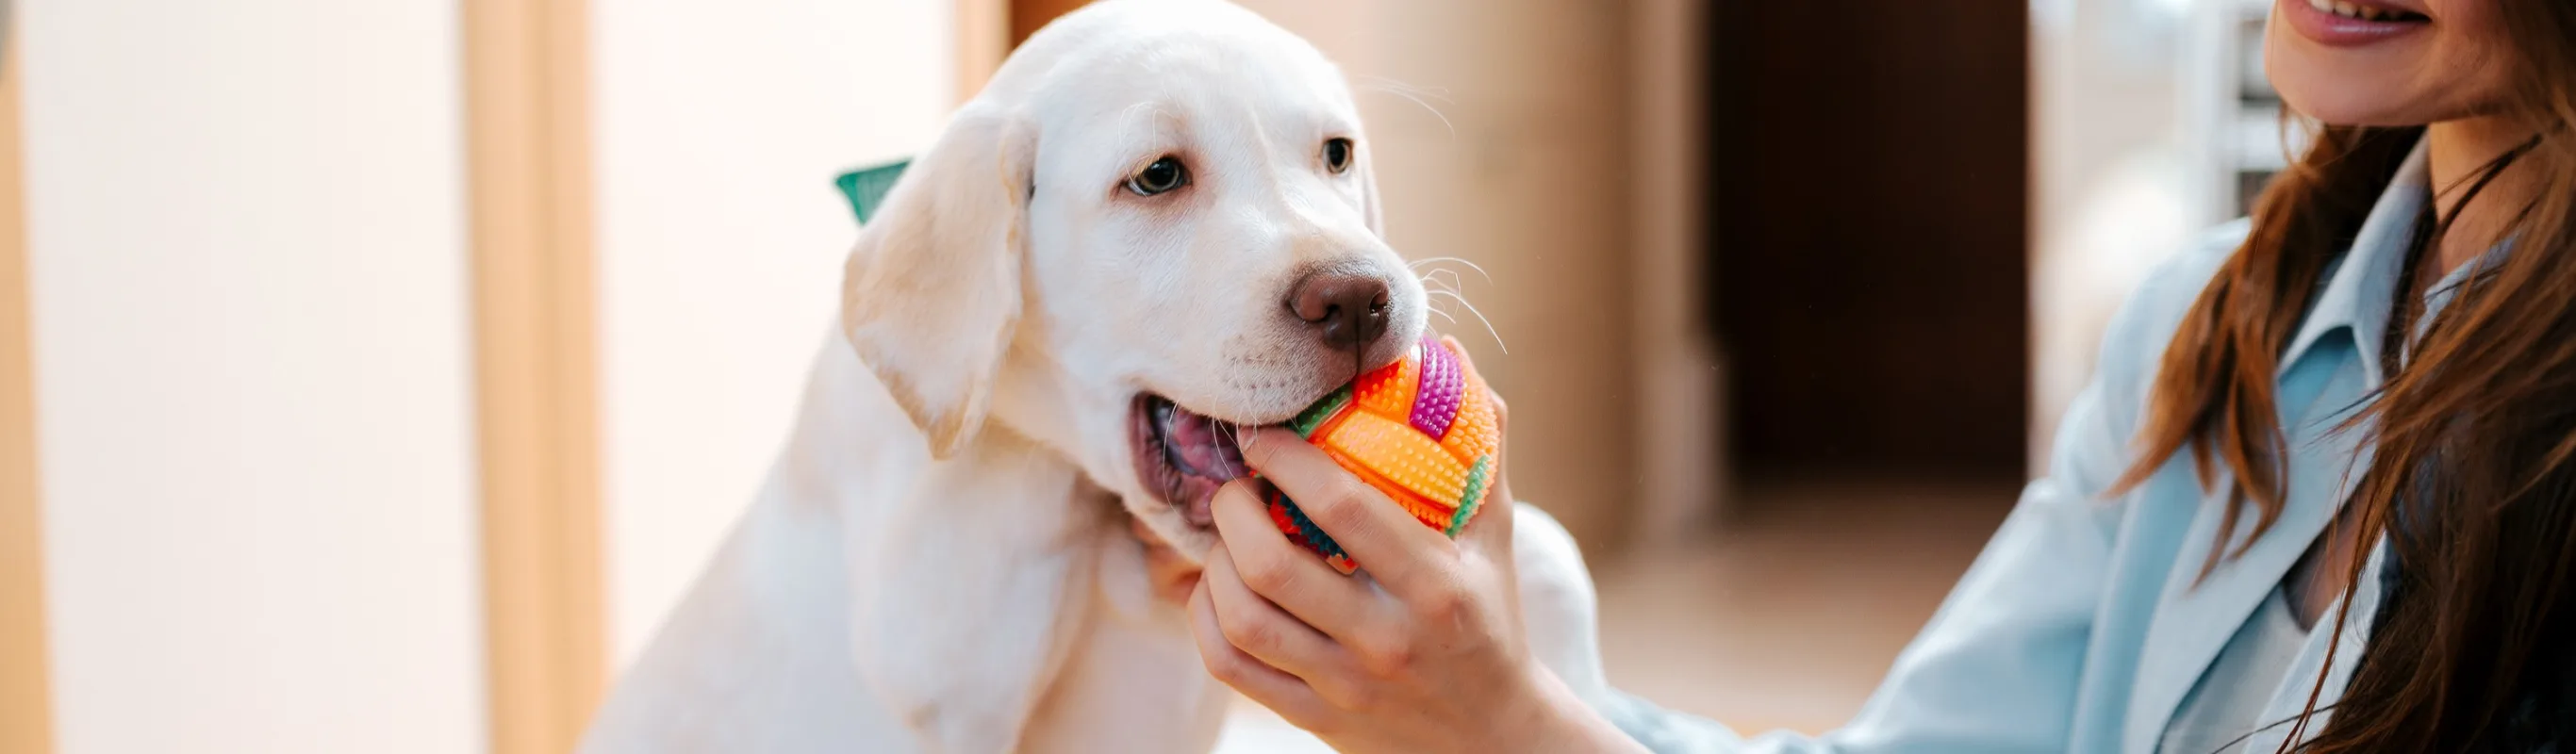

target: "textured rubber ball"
[1268,334,1499,575]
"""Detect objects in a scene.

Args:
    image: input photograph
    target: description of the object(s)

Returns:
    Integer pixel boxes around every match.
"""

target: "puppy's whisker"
[1363,84,1456,138]
[1361,82,1458,129]
[1360,75,1456,104]
[1415,271,1478,333]
[1421,269,1467,295]
[1416,272,1456,297]
[1427,293,1461,322]
[1405,256,1493,284]
[1427,288,1507,354]
[1213,419,1245,477]
[1116,100,1163,154]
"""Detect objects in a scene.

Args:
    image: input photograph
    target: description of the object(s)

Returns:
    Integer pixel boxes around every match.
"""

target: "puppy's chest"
[1021,536,1229,754]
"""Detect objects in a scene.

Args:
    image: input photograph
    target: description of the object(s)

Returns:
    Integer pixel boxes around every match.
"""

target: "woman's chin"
[2271,70,2451,128]
[2264,22,2494,128]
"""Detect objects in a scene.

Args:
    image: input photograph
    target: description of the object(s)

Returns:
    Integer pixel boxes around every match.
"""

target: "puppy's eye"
[1323,138,1354,173]
[1127,156,1188,196]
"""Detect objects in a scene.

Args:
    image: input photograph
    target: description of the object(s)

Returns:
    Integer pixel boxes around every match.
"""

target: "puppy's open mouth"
[1130,394,1250,529]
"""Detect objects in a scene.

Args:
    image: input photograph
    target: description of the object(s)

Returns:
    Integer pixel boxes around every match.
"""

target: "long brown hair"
[2112,1,2576,750]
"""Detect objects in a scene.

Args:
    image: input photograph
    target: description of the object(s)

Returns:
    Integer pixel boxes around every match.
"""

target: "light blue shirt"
[1607,138,2463,754]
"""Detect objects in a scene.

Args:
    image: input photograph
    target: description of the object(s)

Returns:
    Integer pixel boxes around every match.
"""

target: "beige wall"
[17,0,487,751]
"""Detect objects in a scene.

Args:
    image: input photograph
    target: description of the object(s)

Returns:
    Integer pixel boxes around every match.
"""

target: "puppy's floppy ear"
[842,104,1035,458]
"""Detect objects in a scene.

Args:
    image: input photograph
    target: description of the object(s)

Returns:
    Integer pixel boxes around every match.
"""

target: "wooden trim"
[461,0,605,752]
[956,0,1008,103]
[1008,0,1087,48]
[0,39,58,754]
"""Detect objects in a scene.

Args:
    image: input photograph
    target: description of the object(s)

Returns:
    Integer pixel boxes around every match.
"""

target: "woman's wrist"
[1489,664,1649,753]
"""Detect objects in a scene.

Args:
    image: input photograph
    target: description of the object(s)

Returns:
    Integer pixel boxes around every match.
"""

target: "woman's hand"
[1186,403,1642,753]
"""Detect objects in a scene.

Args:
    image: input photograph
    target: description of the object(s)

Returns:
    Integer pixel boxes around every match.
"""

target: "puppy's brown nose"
[1288,271,1391,351]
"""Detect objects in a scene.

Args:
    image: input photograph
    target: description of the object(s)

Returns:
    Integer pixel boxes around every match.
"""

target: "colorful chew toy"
[1268,335,1501,575]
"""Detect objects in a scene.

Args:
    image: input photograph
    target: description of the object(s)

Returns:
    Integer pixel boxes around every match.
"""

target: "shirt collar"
[2278,137,2431,386]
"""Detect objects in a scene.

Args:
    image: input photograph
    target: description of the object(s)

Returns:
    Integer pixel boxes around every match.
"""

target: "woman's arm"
[1196,379,2135,754]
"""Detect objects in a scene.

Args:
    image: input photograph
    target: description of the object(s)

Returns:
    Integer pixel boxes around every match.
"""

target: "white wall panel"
[19,0,486,751]
[594,0,954,665]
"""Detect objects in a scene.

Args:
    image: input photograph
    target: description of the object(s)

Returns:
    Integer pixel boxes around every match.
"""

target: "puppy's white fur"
[581,2,1612,751]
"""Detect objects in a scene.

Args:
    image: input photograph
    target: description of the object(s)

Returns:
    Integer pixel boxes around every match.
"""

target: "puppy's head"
[841,0,1427,557]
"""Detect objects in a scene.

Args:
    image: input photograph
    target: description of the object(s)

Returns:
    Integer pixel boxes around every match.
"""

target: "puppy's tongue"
[1162,407,1248,524]
[1164,409,1247,480]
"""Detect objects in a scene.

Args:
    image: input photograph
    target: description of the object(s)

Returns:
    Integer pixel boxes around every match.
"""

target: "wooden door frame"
[957,0,1007,103]
[1,36,58,754]
[461,0,605,751]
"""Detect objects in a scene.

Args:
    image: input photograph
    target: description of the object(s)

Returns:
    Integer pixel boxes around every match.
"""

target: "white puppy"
[580,2,1613,751]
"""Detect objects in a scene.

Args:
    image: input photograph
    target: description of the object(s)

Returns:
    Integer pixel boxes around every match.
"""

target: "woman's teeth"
[2306,0,2419,22]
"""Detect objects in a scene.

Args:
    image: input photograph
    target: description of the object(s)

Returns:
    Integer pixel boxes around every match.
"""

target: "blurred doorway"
[1707,0,2030,489]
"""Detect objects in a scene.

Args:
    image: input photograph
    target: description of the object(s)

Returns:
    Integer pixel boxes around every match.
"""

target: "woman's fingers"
[1200,538,1348,677]
[1208,479,1382,638]
[1237,427,1456,598]
[1187,580,1332,727]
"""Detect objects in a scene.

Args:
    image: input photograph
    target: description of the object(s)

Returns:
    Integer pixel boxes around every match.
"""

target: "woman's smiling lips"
[2282,0,2432,47]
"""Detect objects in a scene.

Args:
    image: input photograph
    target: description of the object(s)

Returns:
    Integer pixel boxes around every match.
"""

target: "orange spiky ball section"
[1268,335,1500,575]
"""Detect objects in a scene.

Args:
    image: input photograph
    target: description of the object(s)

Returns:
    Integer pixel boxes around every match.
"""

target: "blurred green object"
[834,159,911,225]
